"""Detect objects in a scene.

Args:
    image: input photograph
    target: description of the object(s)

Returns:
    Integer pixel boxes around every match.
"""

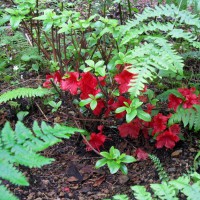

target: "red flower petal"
[135,148,149,160]
[93,99,105,116]
[86,133,106,151]
[156,130,179,149]
[60,72,79,95]
[151,113,169,135]
[168,94,183,111]
[118,122,140,138]
[114,70,136,94]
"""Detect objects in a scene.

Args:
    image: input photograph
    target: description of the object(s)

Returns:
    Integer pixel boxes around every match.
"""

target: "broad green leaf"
[120,164,128,175]
[95,60,105,68]
[95,158,107,169]
[121,155,136,163]
[100,152,112,159]
[85,60,95,67]
[137,109,151,122]
[107,160,120,174]
[79,98,91,107]
[126,109,137,123]
[95,66,106,76]
[10,16,24,29]
[115,106,127,113]
[110,148,120,159]
[90,99,97,110]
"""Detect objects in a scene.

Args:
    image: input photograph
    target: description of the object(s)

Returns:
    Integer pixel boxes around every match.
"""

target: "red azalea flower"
[151,113,169,135]
[43,71,61,88]
[168,94,183,111]
[98,76,106,86]
[118,121,140,138]
[135,148,149,160]
[114,69,137,94]
[169,124,180,135]
[183,93,199,109]
[155,130,180,149]
[60,72,80,95]
[146,103,155,114]
[104,98,115,117]
[112,96,131,119]
[85,126,106,151]
[93,99,105,116]
[79,72,100,99]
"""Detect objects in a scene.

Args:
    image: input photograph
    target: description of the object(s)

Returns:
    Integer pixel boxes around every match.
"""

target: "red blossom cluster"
[43,69,199,152]
[168,87,200,111]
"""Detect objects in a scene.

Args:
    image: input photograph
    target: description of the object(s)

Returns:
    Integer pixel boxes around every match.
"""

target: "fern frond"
[0,120,85,199]
[131,185,152,200]
[149,154,169,182]
[150,182,178,200]
[125,39,183,96]
[168,105,200,132]
[0,183,19,200]
[0,87,52,104]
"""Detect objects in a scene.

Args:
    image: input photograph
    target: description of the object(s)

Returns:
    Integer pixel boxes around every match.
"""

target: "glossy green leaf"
[137,109,151,122]
[95,158,107,169]
[115,106,127,113]
[90,100,97,110]
[107,161,120,174]
[126,109,137,123]
[121,155,136,163]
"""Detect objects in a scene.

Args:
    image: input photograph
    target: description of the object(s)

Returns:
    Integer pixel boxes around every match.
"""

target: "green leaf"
[120,164,128,175]
[126,109,137,123]
[95,60,105,68]
[0,184,19,200]
[107,160,120,174]
[79,98,92,107]
[10,16,24,29]
[115,106,127,113]
[121,155,136,163]
[90,99,97,110]
[131,185,152,200]
[137,109,151,122]
[95,66,106,76]
[85,60,95,67]
[110,147,120,159]
[95,158,108,169]
[100,152,112,159]
[17,111,29,121]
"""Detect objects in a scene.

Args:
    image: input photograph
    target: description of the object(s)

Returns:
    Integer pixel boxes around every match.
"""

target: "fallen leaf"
[93,175,105,187]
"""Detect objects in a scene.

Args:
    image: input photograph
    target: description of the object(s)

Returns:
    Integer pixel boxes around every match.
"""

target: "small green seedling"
[95,146,136,174]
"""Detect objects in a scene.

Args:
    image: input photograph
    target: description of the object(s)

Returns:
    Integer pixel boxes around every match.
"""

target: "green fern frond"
[0,120,85,199]
[125,39,183,96]
[0,183,18,200]
[150,182,178,200]
[131,185,152,200]
[168,105,200,132]
[0,87,52,104]
[149,154,169,182]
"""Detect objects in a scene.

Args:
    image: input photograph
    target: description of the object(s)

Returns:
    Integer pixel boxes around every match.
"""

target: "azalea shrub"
[43,66,200,153]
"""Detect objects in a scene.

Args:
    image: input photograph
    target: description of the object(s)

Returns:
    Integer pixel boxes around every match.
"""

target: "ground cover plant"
[0,0,200,199]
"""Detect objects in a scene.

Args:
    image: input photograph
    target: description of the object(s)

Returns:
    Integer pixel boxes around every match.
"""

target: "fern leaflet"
[0,87,52,104]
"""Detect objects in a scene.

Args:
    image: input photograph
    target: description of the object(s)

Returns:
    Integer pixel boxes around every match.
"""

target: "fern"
[0,87,52,104]
[168,105,200,132]
[0,120,85,200]
[131,186,152,200]
[0,182,18,200]
[116,4,200,96]
[131,172,200,200]
[151,182,178,200]
[149,154,169,182]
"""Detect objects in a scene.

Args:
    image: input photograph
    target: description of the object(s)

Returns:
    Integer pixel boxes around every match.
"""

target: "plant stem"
[127,0,132,18]
[118,3,123,25]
